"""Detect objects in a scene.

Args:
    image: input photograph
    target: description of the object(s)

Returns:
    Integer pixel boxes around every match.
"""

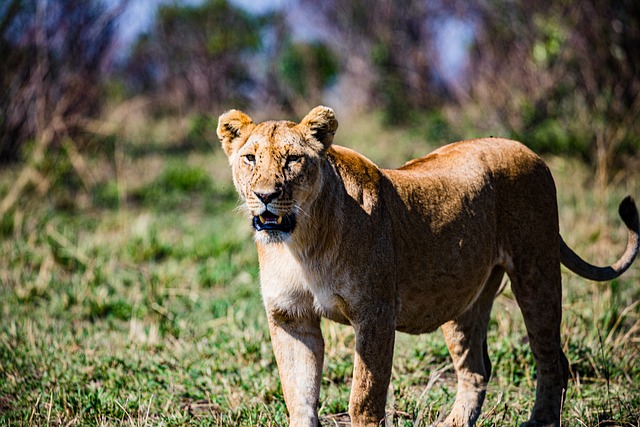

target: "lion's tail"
[560,196,639,281]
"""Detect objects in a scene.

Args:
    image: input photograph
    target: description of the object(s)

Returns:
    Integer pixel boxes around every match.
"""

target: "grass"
[1,111,639,426]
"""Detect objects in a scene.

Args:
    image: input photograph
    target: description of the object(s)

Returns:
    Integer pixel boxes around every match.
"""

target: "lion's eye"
[286,155,302,165]
[243,154,256,166]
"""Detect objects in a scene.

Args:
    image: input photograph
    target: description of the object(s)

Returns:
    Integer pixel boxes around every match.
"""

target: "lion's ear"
[217,109,254,157]
[299,106,338,151]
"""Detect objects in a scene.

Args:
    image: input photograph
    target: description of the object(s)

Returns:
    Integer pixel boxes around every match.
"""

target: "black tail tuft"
[619,196,639,233]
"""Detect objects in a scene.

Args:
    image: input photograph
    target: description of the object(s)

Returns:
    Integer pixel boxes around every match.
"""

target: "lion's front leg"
[349,307,396,427]
[267,309,324,427]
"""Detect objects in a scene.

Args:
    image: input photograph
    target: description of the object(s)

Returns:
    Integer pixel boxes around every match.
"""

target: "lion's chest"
[308,283,350,323]
[258,247,351,324]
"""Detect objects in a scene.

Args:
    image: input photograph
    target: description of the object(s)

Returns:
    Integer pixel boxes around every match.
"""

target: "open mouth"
[252,211,296,233]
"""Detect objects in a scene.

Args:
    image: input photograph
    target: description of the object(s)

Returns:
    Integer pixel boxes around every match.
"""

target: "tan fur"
[217,106,639,427]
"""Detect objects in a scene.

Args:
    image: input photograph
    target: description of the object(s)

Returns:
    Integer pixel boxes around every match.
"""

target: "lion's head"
[217,106,338,243]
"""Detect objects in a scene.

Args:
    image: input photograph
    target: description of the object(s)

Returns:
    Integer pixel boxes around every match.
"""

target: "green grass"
[1,112,639,426]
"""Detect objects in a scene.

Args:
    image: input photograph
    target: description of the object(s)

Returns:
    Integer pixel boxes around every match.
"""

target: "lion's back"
[397,138,541,176]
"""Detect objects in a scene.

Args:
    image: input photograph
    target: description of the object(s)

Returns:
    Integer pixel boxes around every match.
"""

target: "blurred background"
[2,0,639,174]
[1,0,639,425]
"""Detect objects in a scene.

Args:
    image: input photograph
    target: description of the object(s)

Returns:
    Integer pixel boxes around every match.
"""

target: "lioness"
[217,106,639,427]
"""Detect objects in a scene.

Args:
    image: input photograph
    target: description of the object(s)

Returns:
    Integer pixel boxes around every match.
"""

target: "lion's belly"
[395,262,496,334]
[305,260,495,333]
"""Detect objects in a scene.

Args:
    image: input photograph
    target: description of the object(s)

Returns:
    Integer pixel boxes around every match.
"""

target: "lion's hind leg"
[508,255,569,427]
[438,266,505,427]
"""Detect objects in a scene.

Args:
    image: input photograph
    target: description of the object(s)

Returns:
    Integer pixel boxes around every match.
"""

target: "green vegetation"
[1,113,638,426]
[279,41,339,100]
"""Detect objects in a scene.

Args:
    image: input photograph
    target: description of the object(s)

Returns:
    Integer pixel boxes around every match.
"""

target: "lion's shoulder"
[325,145,385,214]
[328,145,383,186]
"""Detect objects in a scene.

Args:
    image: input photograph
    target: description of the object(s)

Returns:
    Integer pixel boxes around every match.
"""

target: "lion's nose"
[254,190,281,205]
